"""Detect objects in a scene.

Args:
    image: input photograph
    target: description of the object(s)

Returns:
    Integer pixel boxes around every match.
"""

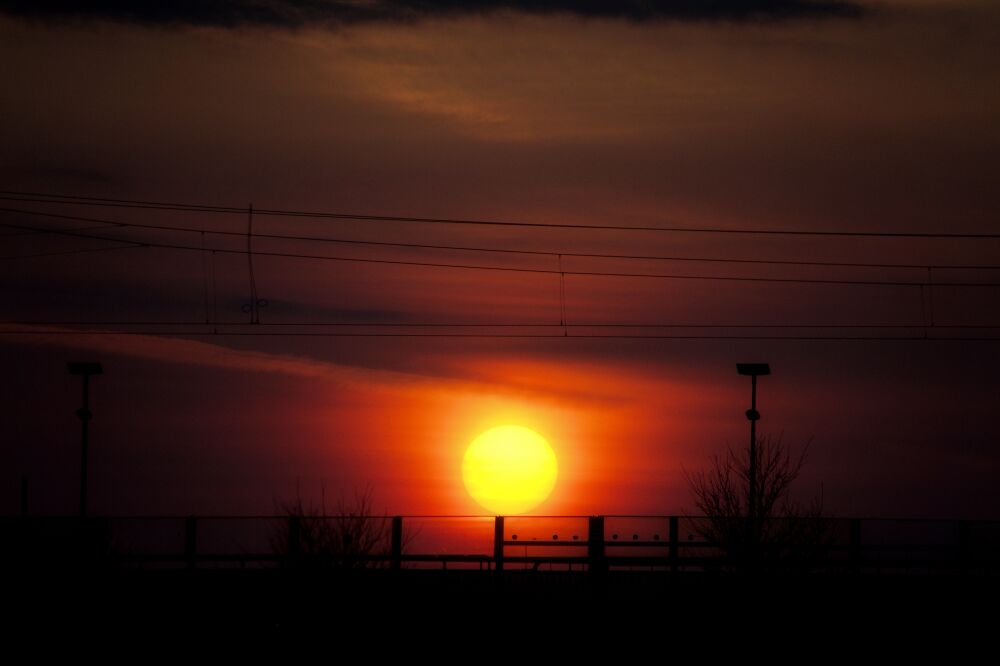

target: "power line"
[5,206,1000,272]
[6,194,998,343]
[0,193,243,215]
[1,328,998,341]
[1,244,145,260]
[4,221,999,288]
[3,190,1000,239]
[0,223,125,237]
[7,321,1000,329]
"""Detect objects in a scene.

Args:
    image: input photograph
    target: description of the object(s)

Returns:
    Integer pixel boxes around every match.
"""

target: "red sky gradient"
[2,1,1000,519]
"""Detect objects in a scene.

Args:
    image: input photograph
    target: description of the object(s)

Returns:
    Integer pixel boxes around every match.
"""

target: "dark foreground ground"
[6,567,999,633]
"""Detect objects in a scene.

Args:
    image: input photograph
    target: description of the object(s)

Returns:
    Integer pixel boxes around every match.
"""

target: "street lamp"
[68,362,102,518]
[736,363,770,524]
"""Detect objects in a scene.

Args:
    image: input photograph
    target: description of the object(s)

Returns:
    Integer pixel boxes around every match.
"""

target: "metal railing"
[3,514,999,576]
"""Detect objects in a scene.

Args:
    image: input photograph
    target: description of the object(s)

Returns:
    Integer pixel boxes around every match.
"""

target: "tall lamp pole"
[736,363,770,527]
[68,362,102,518]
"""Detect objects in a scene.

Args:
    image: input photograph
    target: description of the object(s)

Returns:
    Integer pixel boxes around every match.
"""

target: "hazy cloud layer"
[4,2,1000,518]
[0,323,641,406]
[0,0,865,27]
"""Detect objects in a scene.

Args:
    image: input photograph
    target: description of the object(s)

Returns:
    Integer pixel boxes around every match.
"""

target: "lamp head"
[67,362,103,376]
[736,363,770,377]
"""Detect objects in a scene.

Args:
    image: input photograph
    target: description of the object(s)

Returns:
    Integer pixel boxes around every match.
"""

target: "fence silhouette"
[4,515,999,576]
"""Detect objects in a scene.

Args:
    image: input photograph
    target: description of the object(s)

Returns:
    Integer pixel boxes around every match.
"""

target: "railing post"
[589,515,606,596]
[588,515,606,564]
[20,476,28,517]
[287,515,301,568]
[185,516,198,570]
[849,518,862,575]
[391,516,403,570]
[669,516,679,574]
[493,516,505,593]
[958,520,970,575]
[493,516,505,572]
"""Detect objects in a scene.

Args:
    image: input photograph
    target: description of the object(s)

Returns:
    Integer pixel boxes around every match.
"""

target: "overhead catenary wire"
[4,205,1000,272]
[4,192,999,344]
[245,203,261,324]
[201,231,210,324]
[3,190,1000,239]
[6,321,1000,329]
[1,328,998,341]
[3,220,999,288]
[1,244,146,260]
[0,223,127,237]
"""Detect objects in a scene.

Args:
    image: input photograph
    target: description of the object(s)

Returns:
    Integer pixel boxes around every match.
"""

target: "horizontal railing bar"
[5,514,1000,524]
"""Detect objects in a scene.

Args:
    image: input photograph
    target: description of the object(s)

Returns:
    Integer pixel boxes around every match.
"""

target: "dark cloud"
[0,0,865,28]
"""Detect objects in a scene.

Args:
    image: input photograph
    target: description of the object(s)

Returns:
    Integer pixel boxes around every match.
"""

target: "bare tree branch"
[685,433,830,571]
[270,483,405,569]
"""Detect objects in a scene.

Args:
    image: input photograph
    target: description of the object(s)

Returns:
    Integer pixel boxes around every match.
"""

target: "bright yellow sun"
[462,425,558,515]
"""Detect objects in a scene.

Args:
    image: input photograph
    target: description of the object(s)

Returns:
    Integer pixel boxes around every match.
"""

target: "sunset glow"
[462,425,558,515]
[3,0,1000,524]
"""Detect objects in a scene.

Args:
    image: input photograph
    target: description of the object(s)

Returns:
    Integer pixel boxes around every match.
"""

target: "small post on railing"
[20,476,28,517]
[958,520,970,575]
[391,516,403,570]
[588,516,606,564]
[849,518,862,575]
[669,516,679,574]
[185,516,198,571]
[68,362,102,519]
[493,516,505,573]
[588,515,606,596]
[493,516,505,593]
[287,515,301,569]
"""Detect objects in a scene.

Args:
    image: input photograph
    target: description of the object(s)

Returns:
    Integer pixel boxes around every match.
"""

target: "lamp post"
[736,363,770,531]
[68,362,102,518]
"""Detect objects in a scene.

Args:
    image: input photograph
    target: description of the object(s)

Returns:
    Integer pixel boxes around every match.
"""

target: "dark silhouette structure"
[270,485,394,569]
[685,433,827,571]
[67,362,102,518]
[736,362,770,532]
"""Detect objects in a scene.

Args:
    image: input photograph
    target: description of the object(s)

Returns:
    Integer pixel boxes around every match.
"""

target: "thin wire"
[201,231,210,324]
[211,249,218,331]
[3,190,1000,239]
[4,206,1000,272]
[7,321,1000,329]
[0,194,243,215]
[246,204,258,324]
[4,221,999,288]
[558,254,567,327]
[927,267,936,327]
[2,329,999,341]
[0,223,125,237]
[1,244,146,260]
[919,283,927,329]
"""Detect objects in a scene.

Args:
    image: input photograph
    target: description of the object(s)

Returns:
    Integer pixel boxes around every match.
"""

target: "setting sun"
[462,425,558,515]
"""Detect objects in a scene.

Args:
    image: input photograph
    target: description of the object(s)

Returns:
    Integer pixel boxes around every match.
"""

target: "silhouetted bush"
[685,434,832,573]
[270,484,394,569]
[3,517,121,572]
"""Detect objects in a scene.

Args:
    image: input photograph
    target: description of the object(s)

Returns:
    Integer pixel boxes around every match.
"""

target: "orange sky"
[2,2,1000,519]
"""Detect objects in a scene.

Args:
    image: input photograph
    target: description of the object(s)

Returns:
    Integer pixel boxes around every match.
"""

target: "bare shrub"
[685,434,830,572]
[271,484,393,569]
